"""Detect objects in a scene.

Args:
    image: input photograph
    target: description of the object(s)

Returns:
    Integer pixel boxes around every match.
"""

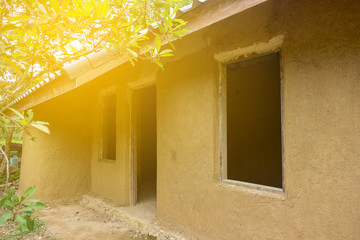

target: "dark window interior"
[103,94,116,160]
[226,53,282,188]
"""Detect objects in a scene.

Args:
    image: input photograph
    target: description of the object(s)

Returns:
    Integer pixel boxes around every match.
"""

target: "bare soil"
[0,203,156,240]
[0,177,158,240]
[39,203,156,240]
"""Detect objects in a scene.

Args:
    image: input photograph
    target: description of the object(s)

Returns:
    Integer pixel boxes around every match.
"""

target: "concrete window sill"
[220,179,285,199]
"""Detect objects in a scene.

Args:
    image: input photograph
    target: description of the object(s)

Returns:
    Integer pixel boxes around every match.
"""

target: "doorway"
[133,85,157,205]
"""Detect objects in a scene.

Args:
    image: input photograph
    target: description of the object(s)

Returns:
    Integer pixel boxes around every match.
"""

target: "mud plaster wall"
[20,89,93,200]
[20,63,137,204]
[89,62,157,204]
[20,58,157,205]
[156,0,360,239]
[19,0,360,238]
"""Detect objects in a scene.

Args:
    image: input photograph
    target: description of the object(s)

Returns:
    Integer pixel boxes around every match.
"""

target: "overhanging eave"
[11,0,267,112]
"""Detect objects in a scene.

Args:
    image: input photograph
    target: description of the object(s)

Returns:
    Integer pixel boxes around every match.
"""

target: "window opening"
[225,52,283,189]
[103,93,116,160]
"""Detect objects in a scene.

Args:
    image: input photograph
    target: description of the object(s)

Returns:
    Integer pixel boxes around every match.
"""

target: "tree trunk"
[0,126,13,175]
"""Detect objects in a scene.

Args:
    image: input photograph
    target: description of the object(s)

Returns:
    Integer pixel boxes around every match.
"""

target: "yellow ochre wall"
[89,67,133,205]
[19,61,155,204]
[19,89,94,200]
[20,0,360,239]
[155,0,360,239]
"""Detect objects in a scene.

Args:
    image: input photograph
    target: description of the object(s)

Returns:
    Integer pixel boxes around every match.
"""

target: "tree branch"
[0,148,10,192]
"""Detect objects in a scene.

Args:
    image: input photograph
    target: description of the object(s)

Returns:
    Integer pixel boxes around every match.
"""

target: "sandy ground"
[1,181,184,240]
[39,204,155,240]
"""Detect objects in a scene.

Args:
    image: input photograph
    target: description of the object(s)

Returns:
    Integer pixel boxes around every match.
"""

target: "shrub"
[0,185,45,233]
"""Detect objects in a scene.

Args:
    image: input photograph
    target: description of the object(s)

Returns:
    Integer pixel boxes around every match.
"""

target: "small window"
[103,94,116,160]
[223,52,283,189]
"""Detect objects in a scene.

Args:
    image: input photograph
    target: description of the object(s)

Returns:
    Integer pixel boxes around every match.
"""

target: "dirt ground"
[0,203,156,240]
[39,203,156,240]
[0,179,159,240]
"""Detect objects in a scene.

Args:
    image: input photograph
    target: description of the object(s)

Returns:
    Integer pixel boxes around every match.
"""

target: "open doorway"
[135,85,157,204]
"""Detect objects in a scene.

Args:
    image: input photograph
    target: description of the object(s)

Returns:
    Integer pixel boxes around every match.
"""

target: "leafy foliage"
[0,1,187,215]
[0,185,45,233]
[0,113,9,140]
[8,108,50,136]
[0,108,50,147]
[0,0,188,110]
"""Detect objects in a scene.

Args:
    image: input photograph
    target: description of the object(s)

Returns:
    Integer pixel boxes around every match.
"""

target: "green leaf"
[74,0,84,11]
[99,0,109,18]
[19,119,28,126]
[160,53,173,57]
[39,15,52,24]
[155,61,164,70]
[1,24,19,33]
[31,121,49,125]
[25,109,34,122]
[84,1,92,15]
[24,215,34,231]
[66,10,87,17]
[26,202,45,209]
[3,57,23,76]
[20,202,45,213]
[19,207,35,213]
[62,0,71,10]
[9,108,25,119]
[30,123,50,134]
[5,200,14,211]
[174,28,188,36]
[38,3,49,17]
[0,198,6,208]
[0,213,14,225]
[15,215,28,233]
[127,48,138,58]
[24,185,37,199]
[159,49,173,57]
[23,198,41,204]
[7,15,30,22]
[25,23,37,31]
[50,0,60,14]
[173,18,185,24]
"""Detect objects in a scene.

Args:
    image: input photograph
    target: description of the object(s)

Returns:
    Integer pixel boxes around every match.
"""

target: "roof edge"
[10,0,268,111]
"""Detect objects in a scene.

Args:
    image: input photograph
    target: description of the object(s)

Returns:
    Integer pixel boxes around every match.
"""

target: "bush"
[0,185,45,233]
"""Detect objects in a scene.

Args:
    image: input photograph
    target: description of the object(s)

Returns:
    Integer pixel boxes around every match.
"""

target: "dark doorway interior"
[103,94,116,160]
[136,85,157,203]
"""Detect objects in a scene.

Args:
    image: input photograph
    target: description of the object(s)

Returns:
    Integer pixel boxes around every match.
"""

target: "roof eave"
[10,0,268,112]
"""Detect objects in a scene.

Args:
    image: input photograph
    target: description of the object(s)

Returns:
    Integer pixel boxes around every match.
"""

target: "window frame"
[219,51,285,193]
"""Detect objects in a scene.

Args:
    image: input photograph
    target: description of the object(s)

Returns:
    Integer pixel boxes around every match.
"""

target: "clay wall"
[155,0,360,239]
[19,89,93,200]
[20,0,360,238]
